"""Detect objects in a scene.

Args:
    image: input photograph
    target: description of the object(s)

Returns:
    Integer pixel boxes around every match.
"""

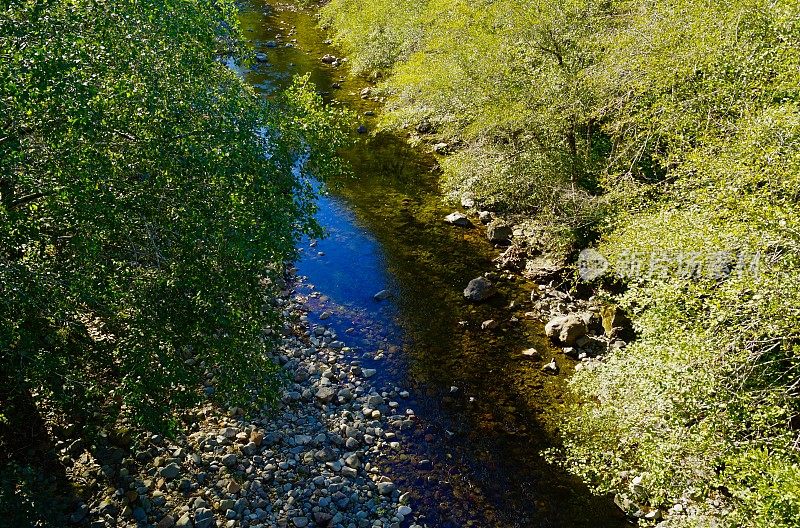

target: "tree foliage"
[0,0,349,434]
[320,0,800,525]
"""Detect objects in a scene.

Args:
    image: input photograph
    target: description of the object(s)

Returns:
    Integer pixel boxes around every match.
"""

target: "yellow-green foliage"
[322,0,610,229]
[321,0,800,525]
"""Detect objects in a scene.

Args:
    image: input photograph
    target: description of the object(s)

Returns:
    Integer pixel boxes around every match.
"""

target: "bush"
[318,0,800,525]
[0,0,349,433]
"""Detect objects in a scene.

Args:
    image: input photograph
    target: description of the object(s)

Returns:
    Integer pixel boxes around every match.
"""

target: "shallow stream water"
[238,2,627,527]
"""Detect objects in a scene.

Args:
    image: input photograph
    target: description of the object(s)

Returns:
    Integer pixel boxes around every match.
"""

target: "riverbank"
[59,274,424,528]
[314,1,800,527]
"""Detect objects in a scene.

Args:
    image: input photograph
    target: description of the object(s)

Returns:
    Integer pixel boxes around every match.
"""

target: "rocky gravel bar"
[69,279,421,528]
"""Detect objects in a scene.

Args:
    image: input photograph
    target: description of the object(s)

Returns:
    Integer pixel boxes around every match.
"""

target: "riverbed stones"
[416,119,433,134]
[158,462,181,480]
[495,244,527,271]
[444,212,472,227]
[522,347,541,359]
[377,481,396,495]
[433,142,449,154]
[367,394,384,408]
[481,319,498,330]
[524,257,564,282]
[157,514,176,528]
[464,276,496,302]
[315,386,336,404]
[542,358,559,374]
[194,507,214,528]
[545,314,588,346]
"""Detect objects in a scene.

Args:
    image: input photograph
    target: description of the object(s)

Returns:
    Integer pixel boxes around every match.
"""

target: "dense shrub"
[319,0,800,525]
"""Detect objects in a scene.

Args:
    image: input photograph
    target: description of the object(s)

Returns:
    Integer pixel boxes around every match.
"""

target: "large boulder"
[545,314,587,345]
[464,276,496,302]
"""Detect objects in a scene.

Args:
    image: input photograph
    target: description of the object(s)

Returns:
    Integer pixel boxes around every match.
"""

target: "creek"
[238,2,626,526]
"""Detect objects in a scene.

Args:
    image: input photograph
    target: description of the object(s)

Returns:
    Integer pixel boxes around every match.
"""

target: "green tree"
[0,0,349,440]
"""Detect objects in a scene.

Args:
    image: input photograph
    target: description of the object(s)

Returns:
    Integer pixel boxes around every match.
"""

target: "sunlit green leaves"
[1,0,348,431]
[318,0,800,525]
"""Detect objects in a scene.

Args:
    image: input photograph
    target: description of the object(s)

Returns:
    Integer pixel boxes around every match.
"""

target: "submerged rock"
[373,289,392,301]
[463,276,495,302]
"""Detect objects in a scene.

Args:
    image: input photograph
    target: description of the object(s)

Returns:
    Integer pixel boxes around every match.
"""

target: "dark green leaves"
[1,0,347,432]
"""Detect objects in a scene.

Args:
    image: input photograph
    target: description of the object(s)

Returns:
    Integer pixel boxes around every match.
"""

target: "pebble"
[159,463,181,480]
